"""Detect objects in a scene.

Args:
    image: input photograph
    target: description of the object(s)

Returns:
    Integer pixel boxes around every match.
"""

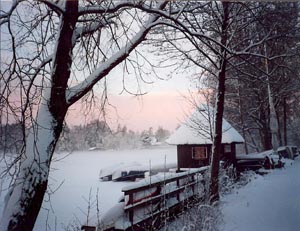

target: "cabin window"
[224,144,231,153]
[192,147,207,160]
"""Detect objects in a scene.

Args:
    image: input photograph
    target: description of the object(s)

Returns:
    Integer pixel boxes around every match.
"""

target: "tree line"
[57,121,171,151]
[0,121,171,152]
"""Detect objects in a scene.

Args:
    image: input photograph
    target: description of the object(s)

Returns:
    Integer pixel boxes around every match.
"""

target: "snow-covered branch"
[78,1,150,16]
[66,1,168,105]
[72,20,114,46]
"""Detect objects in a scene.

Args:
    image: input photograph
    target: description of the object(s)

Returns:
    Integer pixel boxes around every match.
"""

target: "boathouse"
[167,105,244,169]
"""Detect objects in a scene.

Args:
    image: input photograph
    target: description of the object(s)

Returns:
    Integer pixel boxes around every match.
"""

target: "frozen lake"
[19,146,177,230]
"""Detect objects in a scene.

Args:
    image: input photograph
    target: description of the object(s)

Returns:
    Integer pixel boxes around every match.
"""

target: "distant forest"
[0,120,171,153]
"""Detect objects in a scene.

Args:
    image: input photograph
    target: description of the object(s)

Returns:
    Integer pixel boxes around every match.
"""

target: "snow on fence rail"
[98,166,209,231]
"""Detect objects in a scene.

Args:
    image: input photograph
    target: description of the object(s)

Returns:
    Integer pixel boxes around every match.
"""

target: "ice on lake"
[34,146,177,230]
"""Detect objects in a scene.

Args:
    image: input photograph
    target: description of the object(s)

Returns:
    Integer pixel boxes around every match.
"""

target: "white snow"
[0,87,57,231]
[2,146,300,231]
[167,105,244,145]
[99,162,144,179]
[237,149,274,159]
[220,157,300,231]
[122,167,207,191]
[0,146,177,230]
[236,149,284,164]
[99,161,177,181]
[100,201,125,229]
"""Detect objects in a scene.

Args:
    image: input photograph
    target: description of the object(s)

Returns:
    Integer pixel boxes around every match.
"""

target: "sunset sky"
[0,1,200,132]
[66,72,196,132]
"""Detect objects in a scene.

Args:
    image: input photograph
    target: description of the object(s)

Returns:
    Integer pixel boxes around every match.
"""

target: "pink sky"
[66,91,193,132]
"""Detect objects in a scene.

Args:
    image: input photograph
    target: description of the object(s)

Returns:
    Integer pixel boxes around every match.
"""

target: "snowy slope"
[220,157,300,231]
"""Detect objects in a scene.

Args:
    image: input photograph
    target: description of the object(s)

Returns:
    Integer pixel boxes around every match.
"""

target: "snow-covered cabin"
[167,105,244,169]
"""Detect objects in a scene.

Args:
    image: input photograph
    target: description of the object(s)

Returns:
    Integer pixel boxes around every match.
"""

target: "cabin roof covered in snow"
[167,105,244,145]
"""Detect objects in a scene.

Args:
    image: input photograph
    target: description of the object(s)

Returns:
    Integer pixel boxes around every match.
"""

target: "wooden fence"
[104,167,209,231]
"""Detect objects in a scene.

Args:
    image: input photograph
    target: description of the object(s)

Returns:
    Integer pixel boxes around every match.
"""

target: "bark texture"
[209,1,229,203]
[0,1,78,230]
[2,96,66,231]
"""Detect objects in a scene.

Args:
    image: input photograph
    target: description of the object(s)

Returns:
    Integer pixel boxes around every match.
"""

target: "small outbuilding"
[167,105,244,169]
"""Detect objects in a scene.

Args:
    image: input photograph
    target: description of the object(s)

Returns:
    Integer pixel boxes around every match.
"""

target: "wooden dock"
[83,167,208,231]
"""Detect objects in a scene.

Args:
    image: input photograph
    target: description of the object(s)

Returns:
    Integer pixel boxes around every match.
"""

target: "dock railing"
[115,167,209,230]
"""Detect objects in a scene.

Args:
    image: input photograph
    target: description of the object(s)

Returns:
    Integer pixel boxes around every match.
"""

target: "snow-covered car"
[236,149,284,171]
[277,146,293,159]
[289,146,299,158]
[268,153,284,168]
[277,146,299,159]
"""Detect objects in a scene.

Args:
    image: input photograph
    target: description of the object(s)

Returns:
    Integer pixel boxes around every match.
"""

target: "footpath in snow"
[220,157,300,231]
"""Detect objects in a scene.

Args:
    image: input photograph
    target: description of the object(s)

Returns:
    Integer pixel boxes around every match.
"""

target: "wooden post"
[283,97,287,146]
[128,193,134,224]
[231,143,237,168]
[191,174,195,195]
[157,185,162,211]
[121,168,208,230]
[176,179,180,202]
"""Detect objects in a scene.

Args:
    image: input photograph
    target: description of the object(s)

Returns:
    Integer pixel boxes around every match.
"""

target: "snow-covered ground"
[0,146,177,231]
[1,148,300,231]
[220,157,300,231]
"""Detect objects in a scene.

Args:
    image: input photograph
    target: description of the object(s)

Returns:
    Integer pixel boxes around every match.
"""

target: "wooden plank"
[124,181,201,211]
[111,168,208,231]
[123,168,206,195]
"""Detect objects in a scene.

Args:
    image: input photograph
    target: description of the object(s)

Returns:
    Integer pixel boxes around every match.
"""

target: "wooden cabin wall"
[177,143,237,169]
[220,143,237,167]
[177,144,210,169]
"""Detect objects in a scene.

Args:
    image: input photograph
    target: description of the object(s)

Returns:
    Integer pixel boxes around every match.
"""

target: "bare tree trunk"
[0,92,67,231]
[261,118,272,150]
[283,97,287,146]
[209,1,229,203]
[237,78,249,154]
[0,1,78,230]
[264,45,279,152]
